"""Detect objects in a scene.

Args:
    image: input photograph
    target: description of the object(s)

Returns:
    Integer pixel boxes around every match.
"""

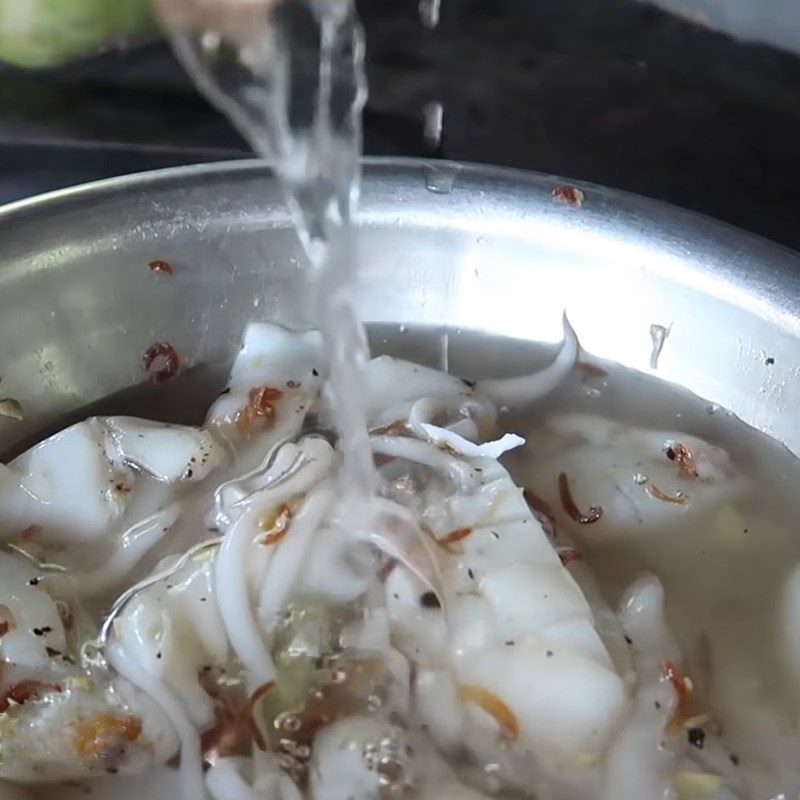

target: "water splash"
[419,0,442,28]
[166,0,376,503]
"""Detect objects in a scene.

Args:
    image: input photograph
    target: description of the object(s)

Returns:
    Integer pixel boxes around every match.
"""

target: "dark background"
[2,0,800,249]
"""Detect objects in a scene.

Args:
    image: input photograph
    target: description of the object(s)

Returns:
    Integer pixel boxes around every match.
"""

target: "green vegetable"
[0,0,154,69]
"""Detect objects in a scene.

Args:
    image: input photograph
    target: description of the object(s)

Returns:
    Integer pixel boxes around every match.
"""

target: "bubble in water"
[483,762,502,794]
[279,713,302,732]
[633,472,648,485]
[425,164,461,195]
[398,324,408,334]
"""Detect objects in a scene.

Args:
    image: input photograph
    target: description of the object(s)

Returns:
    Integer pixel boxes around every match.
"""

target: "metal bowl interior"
[1,158,799,457]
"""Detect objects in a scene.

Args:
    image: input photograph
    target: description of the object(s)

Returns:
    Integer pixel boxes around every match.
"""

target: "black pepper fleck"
[156,652,162,659]
[624,634,633,645]
[687,727,705,749]
[546,650,554,657]
[654,701,661,710]
[32,626,52,636]
[730,754,740,766]
[287,380,301,389]
[186,468,193,478]
[467,568,475,581]
[420,592,441,609]
[766,357,775,365]
[312,368,319,377]
[461,378,476,388]
[505,640,515,646]
[28,578,41,586]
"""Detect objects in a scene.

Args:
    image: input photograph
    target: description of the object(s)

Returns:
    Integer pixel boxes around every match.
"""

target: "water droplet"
[419,0,441,28]
[425,164,461,194]
[585,387,601,398]
[633,472,648,485]
[649,323,672,369]
[398,324,408,333]
[423,101,443,147]
[706,403,720,415]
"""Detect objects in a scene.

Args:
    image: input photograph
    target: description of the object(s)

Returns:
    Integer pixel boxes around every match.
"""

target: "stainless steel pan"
[1,158,799,456]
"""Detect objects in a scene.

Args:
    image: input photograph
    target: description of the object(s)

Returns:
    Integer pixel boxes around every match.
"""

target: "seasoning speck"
[420,592,441,609]
[729,754,740,766]
[687,727,705,749]
[766,357,775,366]
[148,259,174,275]
[551,185,585,207]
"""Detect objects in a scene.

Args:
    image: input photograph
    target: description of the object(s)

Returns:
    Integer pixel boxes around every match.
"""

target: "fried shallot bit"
[20,524,42,542]
[0,680,61,713]
[0,604,14,637]
[660,660,695,732]
[201,705,250,767]
[558,473,603,524]
[647,484,688,505]
[378,558,398,582]
[523,489,557,538]
[234,385,283,435]
[245,682,275,752]
[201,681,275,766]
[459,685,519,742]
[576,361,608,379]
[436,527,473,550]
[56,600,74,631]
[72,714,141,760]
[557,547,583,566]
[258,502,294,546]
[371,419,409,437]
[148,259,175,275]
[142,342,181,383]
[551,185,585,208]
[665,442,701,480]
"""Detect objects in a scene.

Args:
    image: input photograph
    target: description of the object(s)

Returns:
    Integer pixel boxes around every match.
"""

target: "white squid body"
[361,358,630,793]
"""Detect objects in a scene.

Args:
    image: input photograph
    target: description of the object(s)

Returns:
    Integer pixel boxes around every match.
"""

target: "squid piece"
[373,431,629,790]
[0,550,172,783]
[205,324,325,454]
[525,414,744,544]
[0,417,225,551]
